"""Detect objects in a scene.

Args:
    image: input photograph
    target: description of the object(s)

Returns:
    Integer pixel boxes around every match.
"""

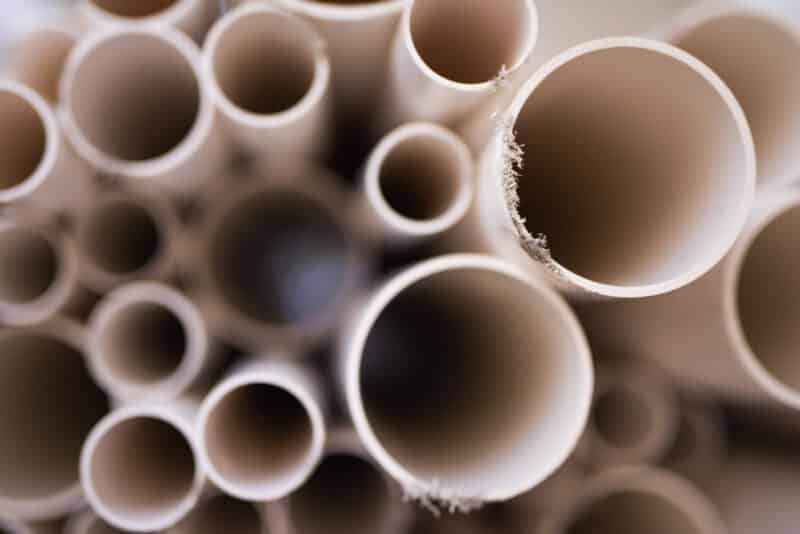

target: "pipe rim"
[274,0,407,22]
[80,0,197,26]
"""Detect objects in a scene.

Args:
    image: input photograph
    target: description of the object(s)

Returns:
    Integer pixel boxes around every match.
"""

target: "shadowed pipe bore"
[0,90,46,192]
[89,0,180,18]
[170,495,261,534]
[0,228,58,305]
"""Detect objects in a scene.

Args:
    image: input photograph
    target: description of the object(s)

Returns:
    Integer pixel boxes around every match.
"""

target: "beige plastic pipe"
[203,3,331,161]
[0,318,109,521]
[8,26,76,102]
[81,399,204,532]
[472,37,755,299]
[576,187,800,408]
[586,362,679,469]
[383,0,538,127]
[0,516,58,534]
[197,358,326,502]
[64,509,130,534]
[359,122,473,245]
[168,494,268,534]
[59,26,225,192]
[74,185,180,293]
[0,79,89,209]
[540,466,726,534]
[77,0,219,42]
[87,282,216,402]
[265,429,412,534]
[652,0,800,187]
[342,254,593,507]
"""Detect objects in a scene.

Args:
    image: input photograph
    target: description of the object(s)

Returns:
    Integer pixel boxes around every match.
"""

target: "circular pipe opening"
[0,228,58,305]
[0,90,47,191]
[171,495,262,534]
[593,387,654,448]
[89,0,180,18]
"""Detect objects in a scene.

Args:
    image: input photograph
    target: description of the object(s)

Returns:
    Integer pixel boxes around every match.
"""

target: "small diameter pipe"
[198,358,326,502]
[0,319,109,520]
[541,466,726,534]
[474,37,755,298]
[88,282,215,401]
[576,187,800,408]
[654,0,800,187]
[203,3,331,160]
[77,0,219,42]
[81,400,204,532]
[60,26,224,192]
[9,26,76,102]
[384,0,537,127]
[586,362,678,469]
[64,509,130,534]
[360,122,473,244]
[343,254,593,507]
[74,185,180,293]
[169,494,267,534]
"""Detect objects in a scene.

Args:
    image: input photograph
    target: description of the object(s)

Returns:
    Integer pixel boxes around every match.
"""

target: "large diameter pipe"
[653,0,800,187]
[384,0,538,127]
[359,122,473,245]
[342,254,593,507]
[9,26,76,102]
[203,3,331,161]
[472,37,755,298]
[88,281,216,402]
[59,26,225,192]
[81,400,204,532]
[575,187,800,408]
[0,318,109,520]
[540,466,726,534]
[168,494,268,534]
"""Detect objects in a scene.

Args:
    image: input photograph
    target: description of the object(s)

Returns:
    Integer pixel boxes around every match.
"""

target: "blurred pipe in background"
[358,122,473,246]
[198,358,326,502]
[203,3,331,161]
[60,26,226,193]
[576,187,800,409]
[88,282,217,402]
[265,429,412,534]
[341,254,593,507]
[0,516,58,534]
[8,25,75,102]
[541,466,726,534]
[168,493,268,534]
[383,0,537,128]
[653,0,800,187]
[0,319,109,521]
[64,509,131,534]
[76,0,219,43]
[471,37,755,299]
[81,399,204,532]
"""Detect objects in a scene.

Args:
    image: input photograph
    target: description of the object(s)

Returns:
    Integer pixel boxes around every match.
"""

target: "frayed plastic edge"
[401,479,485,517]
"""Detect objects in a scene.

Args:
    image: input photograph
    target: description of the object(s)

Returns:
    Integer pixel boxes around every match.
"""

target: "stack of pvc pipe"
[0,0,798,533]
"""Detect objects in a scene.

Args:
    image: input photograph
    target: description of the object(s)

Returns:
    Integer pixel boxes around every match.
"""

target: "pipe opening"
[68,33,200,162]
[513,45,750,288]
[593,387,653,448]
[0,228,58,304]
[378,134,463,222]
[674,14,800,186]
[213,10,317,115]
[289,454,391,534]
[359,264,589,496]
[409,0,533,84]
[82,200,161,275]
[0,332,107,502]
[97,302,187,387]
[565,490,701,534]
[204,383,313,495]
[737,204,800,392]
[89,417,196,521]
[89,0,180,18]
[0,90,46,191]
[172,495,262,534]
[211,191,349,325]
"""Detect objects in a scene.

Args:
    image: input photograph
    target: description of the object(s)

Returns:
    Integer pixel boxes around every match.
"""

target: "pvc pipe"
[343,254,593,507]
[541,466,725,534]
[384,0,538,127]
[169,494,267,534]
[653,0,800,187]
[575,187,800,408]
[64,510,129,534]
[74,185,180,293]
[586,362,678,469]
[8,26,76,102]
[359,122,473,244]
[197,358,326,502]
[0,318,109,520]
[81,400,204,532]
[0,79,89,209]
[0,516,56,534]
[473,37,755,298]
[59,26,225,192]
[77,0,219,42]
[203,3,331,160]
[197,161,366,351]
[88,282,215,401]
